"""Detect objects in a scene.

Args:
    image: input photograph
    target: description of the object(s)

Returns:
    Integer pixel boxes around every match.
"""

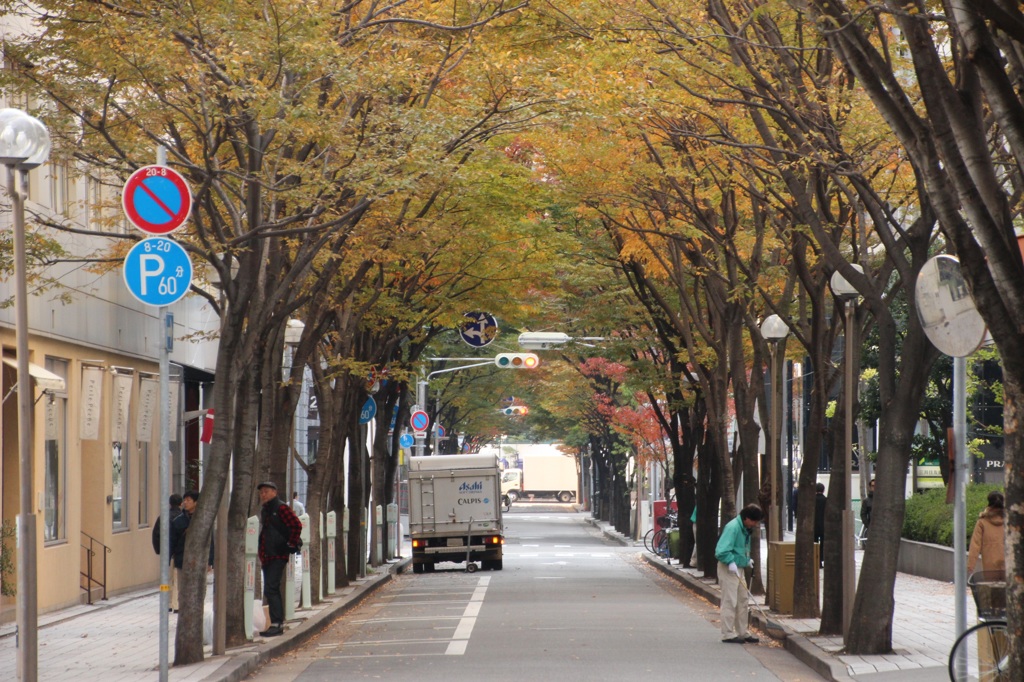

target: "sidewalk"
[0,556,409,682]
[591,519,962,682]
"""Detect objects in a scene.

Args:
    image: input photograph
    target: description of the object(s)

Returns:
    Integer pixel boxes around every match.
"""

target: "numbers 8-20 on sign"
[123,237,194,306]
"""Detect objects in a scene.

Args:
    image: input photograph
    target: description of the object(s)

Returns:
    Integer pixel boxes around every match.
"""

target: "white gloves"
[728,562,740,576]
[749,559,755,568]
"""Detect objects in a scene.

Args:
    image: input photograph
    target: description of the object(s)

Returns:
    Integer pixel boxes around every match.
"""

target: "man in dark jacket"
[152,493,183,554]
[257,481,303,637]
[153,493,183,612]
[170,490,212,612]
[860,478,875,546]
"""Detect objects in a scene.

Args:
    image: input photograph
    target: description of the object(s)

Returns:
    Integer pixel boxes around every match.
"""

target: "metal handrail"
[80,532,111,604]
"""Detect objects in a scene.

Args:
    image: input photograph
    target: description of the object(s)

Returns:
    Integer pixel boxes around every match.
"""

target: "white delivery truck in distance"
[408,454,504,573]
[500,450,578,503]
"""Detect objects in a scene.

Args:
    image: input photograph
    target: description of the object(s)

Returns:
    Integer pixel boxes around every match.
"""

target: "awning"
[1,357,66,392]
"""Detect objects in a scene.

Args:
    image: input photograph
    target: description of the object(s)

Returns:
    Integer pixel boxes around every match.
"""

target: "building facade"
[1,139,218,620]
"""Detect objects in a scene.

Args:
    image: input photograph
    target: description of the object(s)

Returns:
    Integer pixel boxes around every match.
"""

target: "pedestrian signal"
[494,353,539,369]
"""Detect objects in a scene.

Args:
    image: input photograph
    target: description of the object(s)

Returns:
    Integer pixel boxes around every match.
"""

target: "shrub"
[1,519,15,596]
[902,484,1003,547]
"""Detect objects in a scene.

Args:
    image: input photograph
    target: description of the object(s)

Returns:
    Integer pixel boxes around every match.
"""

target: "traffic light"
[503,405,529,416]
[494,353,539,369]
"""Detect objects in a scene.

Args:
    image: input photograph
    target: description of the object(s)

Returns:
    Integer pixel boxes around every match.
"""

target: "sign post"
[123,154,194,680]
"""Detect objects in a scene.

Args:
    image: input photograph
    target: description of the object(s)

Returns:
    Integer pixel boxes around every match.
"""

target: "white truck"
[500,453,578,503]
[408,454,504,573]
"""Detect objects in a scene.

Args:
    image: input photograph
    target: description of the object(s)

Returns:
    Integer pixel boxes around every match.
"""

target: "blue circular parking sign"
[123,238,193,306]
[359,397,377,424]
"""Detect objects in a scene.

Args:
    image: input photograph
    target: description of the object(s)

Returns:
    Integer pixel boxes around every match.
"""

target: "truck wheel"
[506,490,519,502]
[493,559,503,570]
[424,562,436,573]
[413,562,424,574]
[558,491,573,503]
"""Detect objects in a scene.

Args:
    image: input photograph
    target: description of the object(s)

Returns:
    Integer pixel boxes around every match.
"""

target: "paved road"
[246,507,825,681]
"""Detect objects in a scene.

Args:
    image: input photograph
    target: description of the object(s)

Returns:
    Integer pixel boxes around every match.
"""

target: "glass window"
[44,357,68,543]
[138,442,149,526]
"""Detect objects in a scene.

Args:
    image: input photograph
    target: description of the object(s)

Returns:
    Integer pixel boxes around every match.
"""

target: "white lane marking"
[535,576,566,580]
[446,640,469,655]
[445,576,488,656]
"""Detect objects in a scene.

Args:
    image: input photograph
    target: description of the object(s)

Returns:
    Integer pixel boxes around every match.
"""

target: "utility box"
[767,541,819,614]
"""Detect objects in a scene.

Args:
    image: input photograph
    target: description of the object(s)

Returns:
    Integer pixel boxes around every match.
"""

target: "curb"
[198,557,411,682]
[587,517,850,682]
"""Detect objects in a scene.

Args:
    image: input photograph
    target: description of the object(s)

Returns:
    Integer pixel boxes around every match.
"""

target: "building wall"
[0,134,219,620]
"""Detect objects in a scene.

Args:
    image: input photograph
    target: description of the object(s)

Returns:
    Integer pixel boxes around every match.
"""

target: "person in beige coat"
[967,490,1006,575]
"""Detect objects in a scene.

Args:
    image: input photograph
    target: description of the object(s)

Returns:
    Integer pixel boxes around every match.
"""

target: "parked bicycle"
[948,570,1009,682]
[643,510,678,558]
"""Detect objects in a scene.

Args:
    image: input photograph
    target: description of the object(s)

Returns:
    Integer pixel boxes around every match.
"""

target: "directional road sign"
[122,165,193,235]
[123,238,193,306]
[399,433,414,448]
[358,397,377,424]
[410,410,429,433]
[460,312,498,348]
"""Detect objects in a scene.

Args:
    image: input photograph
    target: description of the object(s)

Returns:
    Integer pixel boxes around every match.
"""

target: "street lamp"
[830,263,863,641]
[760,314,789,545]
[0,107,51,682]
[517,331,606,349]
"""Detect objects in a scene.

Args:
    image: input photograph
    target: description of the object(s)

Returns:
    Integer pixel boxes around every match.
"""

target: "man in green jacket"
[715,503,764,644]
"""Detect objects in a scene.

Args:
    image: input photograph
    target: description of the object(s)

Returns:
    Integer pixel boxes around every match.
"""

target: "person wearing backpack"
[152,493,183,611]
[256,481,303,637]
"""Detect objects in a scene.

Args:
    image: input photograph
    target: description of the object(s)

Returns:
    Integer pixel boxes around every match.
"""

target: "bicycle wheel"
[948,620,1010,682]
[643,528,657,553]
[654,529,670,557]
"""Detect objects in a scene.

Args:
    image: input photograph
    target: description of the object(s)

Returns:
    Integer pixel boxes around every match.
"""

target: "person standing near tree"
[715,503,764,644]
[169,491,212,612]
[153,493,183,611]
[967,490,1006,575]
[860,478,875,545]
[291,491,305,517]
[256,481,303,637]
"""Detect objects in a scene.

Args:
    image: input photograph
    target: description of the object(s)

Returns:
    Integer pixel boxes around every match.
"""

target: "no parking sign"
[122,165,192,235]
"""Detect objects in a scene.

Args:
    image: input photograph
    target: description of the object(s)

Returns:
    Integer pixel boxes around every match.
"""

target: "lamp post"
[830,264,863,640]
[760,314,789,545]
[0,107,51,682]
[283,319,305,498]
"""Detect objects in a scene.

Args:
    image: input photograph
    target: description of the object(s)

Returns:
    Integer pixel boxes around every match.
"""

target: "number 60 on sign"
[123,237,193,306]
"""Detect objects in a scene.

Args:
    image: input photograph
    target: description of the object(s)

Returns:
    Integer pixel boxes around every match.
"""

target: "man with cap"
[256,481,303,637]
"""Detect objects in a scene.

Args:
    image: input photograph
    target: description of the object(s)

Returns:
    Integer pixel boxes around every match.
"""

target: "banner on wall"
[112,372,133,443]
[80,366,103,440]
[137,376,159,443]
[168,380,180,442]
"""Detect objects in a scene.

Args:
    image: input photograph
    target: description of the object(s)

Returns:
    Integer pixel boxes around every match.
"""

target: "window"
[138,442,149,526]
[44,357,68,543]
[111,370,133,531]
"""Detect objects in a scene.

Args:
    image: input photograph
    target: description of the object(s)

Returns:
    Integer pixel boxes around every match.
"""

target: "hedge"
[902,484,1003,547]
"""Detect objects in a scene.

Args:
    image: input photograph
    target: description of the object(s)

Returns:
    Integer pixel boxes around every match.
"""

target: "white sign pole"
[243,516,259,639]
[326,512,337,594]
[300,513,311,609]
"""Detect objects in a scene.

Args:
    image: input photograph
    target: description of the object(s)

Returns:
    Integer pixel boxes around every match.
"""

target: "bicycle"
[948,570,1009,682]
[643,510,677,558]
